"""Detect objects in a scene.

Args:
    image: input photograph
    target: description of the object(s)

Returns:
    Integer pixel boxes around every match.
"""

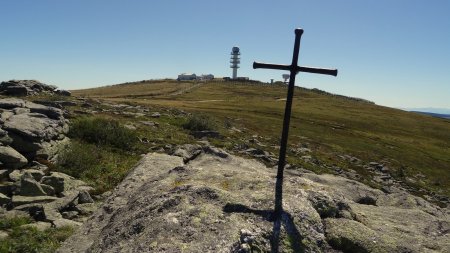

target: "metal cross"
[253,28,337,221]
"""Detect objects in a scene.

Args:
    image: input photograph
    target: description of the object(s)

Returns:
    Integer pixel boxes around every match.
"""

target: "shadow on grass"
[223,203,304,253]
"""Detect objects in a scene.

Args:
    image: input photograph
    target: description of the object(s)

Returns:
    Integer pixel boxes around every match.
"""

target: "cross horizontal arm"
[253,62,338,77]
[253,62,291,71]
[298,66,338,76]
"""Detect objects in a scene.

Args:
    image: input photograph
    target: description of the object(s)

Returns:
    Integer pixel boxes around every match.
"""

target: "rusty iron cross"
[253,28,338,221]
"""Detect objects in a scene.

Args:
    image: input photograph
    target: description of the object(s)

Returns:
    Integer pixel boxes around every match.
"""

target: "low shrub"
[56,141,99,178]
[69,117,137,150]
[182,114,216,131]
[224,118,233,129]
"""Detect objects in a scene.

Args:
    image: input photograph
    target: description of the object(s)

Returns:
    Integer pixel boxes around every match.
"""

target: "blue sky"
[1,1,449,110]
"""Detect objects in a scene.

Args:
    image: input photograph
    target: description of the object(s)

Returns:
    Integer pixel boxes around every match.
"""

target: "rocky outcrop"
[0,146,28,169]
[0,80,71,97]
[60,145,450,253]
[0,98,69,162]
[0,98,96,232]
[0,161,96,232]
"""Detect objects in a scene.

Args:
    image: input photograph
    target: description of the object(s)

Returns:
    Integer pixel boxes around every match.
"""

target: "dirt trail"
[167,83,202,96]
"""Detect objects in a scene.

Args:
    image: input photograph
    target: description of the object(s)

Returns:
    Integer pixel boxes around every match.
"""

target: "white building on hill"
[200,74,214,80]
[177,73,214,81]
[177,73,197,81]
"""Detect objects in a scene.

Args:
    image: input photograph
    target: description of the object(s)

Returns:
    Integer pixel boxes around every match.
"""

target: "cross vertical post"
[253,28,337,222]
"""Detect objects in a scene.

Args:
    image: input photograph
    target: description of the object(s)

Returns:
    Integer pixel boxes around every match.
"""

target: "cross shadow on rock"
[223,203,305,253]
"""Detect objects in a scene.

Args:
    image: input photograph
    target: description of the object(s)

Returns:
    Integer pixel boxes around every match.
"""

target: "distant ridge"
[404,107,450,114]
[410,111,450,120]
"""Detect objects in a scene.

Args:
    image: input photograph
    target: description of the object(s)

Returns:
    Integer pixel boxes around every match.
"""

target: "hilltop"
[72,79,450,206]
[0,79,448,252]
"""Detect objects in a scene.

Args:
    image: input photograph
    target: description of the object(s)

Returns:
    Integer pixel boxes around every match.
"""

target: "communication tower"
[230,46,240,79]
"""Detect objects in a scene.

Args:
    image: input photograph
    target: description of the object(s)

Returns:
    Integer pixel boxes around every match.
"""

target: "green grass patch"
[55,116,142,194]
[0,215,74,253]
[55,114,198,194]
[68,117,138,150]
[57,140,139,194]
[0,216,32,230]
[0,226,74,253]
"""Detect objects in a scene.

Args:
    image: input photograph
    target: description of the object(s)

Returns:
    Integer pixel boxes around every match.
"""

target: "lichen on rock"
[58,145,450,253]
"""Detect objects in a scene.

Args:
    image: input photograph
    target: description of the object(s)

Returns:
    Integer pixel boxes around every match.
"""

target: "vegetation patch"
[0,227,74,253]
[57,140,139,194]
[0,216,73,253]
[182,114,217,132]
[0,216,32,230]
[69,117,138,150]
[55,116,142,194]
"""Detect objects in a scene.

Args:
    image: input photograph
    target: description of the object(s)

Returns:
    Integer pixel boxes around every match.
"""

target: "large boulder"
[0,98,69,161]
[9,136,70,160]
[11,195,58,207]
[59,147,450,253]
[41,172,90,194]
[53,218,81,228]
[0,193,10,206]
[0,170,9,181]
[0,145,28,169]
[25,101,64,120]
[41,174,65,194]
[77,190,94,204]
[4,113,63,141]
[55,90,71,96]
[0,98,26,109]
[324,218,398,252]
[8,169,24,182]
[22,169,45,182]
[0,98,65,121]
[0,182,16,195]
[18,172,47,196]
[3,86,29,96]
[0,129,13,146]
[0,80,62,97]
[13,203,46,221]
[8,132,46,155]
[0,111,14,123]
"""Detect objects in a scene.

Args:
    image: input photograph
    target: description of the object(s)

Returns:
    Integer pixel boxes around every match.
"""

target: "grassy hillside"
[72,80,450,205]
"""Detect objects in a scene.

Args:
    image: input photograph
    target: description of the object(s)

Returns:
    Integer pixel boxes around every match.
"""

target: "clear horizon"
[1,1,449,110]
